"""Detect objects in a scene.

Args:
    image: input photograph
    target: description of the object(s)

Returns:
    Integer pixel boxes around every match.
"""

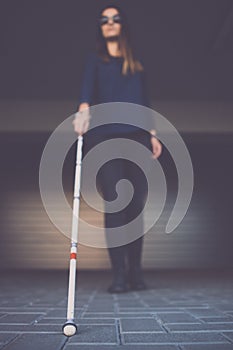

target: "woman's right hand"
[72,103,91,135]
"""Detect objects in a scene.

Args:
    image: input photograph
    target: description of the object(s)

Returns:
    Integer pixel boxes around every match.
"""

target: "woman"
[73,5,162,293]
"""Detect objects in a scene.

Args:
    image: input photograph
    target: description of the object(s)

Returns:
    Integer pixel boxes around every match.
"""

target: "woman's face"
[100,8,121,39]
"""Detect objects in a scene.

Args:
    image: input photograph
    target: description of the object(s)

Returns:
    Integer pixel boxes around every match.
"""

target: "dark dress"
[79,52,150,109]
[78,52,153,277]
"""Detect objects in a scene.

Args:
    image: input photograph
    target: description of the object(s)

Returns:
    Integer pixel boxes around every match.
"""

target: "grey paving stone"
[1,270,233,348]
[0,303,28,308]
[0,308,50,313]
[26,303,61,307]
[166,323,233,332]
[76,297,98,303]
[223,332,233,341]
[1,333,67,350]
[0,325,28,332]
[165,303,209,307]
[205,305,233,312]
[146,302,178,307]
[120,318,164,332]
[113,295,139,300]
[120,307,184,312]
[67,325,117,344]
[65,345,179,349]
[29,297,65,304]
[199,316,233,323]
[142,297,170,302]
[119,307,162,312]
[187,308,224,317]
[155,312,199,323]
[44,308,82,317]
[78,319,115,325]
[0,324,61,332]
[0,334,18,344]
[82,312,116,318]
[90,295,114,300]
[116,313,153,317]
[180,344,233,350]
[43,309,67,317]
[117,300,145,307]
[0,313,43,324]
[86,305,115,312]
[122,332,228,344]
[119,295,145,301]
[38,318,115,325]
[36,318,68,325]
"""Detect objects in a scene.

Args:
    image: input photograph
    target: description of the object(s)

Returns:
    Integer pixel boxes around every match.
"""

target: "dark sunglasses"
[99,14,122,26]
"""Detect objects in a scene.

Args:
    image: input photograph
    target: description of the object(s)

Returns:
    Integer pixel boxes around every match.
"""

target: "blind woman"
[73,5,162,293]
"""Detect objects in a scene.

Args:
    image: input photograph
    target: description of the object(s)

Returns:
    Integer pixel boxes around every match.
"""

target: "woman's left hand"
[150,136,162,159]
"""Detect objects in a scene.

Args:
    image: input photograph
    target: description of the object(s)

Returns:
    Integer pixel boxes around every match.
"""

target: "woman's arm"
[140,62,161,158]
[140,67,157,137]
[77,53,97,109]
[73,53,97,134]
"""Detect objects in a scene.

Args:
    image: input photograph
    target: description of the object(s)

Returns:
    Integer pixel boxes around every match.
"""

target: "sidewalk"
[0,269,233,349]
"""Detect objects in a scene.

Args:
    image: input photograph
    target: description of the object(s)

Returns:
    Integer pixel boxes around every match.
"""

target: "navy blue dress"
[78,52,153,262]
[78,52,153,135]
[79,52,150,106]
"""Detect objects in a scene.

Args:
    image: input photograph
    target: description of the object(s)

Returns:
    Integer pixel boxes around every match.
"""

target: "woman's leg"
[123,164,147,289]
[123,130,153,289]
[81,129,152,291]
[82,131,129,292]
[97,158,129,292]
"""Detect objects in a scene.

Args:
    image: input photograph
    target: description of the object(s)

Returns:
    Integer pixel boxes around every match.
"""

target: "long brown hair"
[96,5,144,75]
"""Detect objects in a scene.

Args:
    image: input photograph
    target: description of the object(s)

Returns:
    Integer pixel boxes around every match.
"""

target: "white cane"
[62,134,83,337]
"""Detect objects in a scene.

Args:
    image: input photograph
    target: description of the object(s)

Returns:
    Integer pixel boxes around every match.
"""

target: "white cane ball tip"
[63,324,77,337]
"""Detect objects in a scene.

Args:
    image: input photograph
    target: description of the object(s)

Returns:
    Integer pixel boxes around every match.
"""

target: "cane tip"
[62,322,77,337]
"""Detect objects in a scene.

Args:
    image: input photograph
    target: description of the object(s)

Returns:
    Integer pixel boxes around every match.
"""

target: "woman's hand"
[72,103,91,135]
[150,136,162,159]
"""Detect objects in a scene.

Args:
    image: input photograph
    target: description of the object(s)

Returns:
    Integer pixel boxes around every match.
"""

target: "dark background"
[0,0,232,270]
[1,0,233,100]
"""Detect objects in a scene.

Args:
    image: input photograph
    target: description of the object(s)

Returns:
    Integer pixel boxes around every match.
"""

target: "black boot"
[127,267,147,291]
[108,269,129,293]
[107,246,128,293]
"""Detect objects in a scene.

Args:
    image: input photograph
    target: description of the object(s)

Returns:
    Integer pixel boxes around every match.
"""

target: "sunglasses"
[99,14,122,26]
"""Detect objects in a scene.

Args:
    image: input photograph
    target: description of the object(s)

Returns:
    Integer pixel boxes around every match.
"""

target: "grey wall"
[0,99,233,132]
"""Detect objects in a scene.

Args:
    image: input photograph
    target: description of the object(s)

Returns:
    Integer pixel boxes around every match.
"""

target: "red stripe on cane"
[70,253,77,260]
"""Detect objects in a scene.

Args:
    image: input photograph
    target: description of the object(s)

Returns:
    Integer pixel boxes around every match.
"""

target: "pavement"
[0,269,233,349]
